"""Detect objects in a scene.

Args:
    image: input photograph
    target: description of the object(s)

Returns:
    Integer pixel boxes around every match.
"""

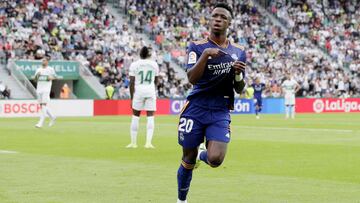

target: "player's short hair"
[140,46,151,59]
[214,2,233,18]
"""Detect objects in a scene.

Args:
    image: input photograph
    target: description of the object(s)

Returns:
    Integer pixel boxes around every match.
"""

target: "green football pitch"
[1,114,360,203]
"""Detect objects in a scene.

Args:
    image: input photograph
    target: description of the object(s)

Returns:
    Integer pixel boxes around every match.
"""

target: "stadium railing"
[8,60,37,98]
[78,63,106,99]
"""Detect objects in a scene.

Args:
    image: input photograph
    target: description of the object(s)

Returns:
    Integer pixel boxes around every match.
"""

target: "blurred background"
[0,0,359,115]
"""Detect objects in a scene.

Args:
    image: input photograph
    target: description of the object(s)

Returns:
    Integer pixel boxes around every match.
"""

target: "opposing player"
[127,46,159,149]
[34,58,56,128]
[251,77,266,119]
[282,74,300,119]
[176,3,246,203]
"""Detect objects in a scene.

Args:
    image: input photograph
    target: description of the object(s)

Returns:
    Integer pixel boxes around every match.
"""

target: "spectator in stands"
[60,83,71,99]
[2,0,358,99]
[0,80,10,99]
[105,83,115,99]
[126,0,359,98]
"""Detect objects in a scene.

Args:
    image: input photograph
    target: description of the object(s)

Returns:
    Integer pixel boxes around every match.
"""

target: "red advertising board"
[93,100,171,116]
[296,98,360,113]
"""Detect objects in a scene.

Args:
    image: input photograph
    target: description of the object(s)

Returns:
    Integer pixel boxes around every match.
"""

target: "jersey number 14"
[138,70,153,84]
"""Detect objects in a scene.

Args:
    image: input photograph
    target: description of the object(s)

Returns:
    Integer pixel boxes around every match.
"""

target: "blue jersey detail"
[186,39,246,110]
[252,83,265,99]
[178,102,231,148]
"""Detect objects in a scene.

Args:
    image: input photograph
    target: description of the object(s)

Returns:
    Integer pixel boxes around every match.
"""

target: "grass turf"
[0,113,359,203]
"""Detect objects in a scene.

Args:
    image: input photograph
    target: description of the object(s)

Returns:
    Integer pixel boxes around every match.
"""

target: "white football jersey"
[35,66,56,93]
[282,79,298,96]
[129,59,159,97]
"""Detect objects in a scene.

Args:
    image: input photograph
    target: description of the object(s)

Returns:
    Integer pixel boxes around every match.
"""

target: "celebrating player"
[176,3,246,203]
[34,58,57,128]
[126,46,159,149]
[251,77,266,119]
[282,74,300,119]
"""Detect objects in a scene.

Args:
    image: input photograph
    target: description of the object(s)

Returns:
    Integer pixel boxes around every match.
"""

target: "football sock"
[130,115,140,145]
[177,160,194,201]
[38,105,46,125]
[44,105,55,120]
[199,151,209,165]
[291,105,295,118]
[285,105,290,118]
[146,116,154,145]
[255,108,259,115]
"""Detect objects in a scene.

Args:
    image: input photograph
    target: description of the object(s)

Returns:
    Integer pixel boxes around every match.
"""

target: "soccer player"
[282,74,300,119]
[34,58,56,128]
[176,3,246,203]
[252,77,266,119]
[126,46,159,149]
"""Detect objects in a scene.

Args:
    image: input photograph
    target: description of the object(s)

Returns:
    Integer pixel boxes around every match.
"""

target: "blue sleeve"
[186,42,200,70]
[238,50,246,78]
[239,50,246,63]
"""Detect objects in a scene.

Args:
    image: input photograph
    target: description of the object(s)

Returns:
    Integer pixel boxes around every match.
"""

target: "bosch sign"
[0,101,41,117]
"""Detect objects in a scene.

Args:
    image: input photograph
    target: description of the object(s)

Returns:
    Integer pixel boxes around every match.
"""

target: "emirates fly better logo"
[312,99,360,113]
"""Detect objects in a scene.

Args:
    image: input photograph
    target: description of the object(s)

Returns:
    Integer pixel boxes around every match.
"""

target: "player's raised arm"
[187,47,226,85]
[233,61,246,93]
[47,68,57,81]
[33,69,40,82]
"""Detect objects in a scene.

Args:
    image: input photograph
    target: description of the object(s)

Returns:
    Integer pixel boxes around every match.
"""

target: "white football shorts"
[37,92,51,104]
[132,94,156,111]
[284,95,295,105]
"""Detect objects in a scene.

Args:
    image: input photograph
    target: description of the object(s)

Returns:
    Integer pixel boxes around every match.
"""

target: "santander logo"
[312,99,360,113]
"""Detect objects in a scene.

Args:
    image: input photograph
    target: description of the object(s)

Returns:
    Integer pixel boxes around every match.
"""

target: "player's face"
[256,78,260,84]
[209,8,231,35]
[42,59,48,68]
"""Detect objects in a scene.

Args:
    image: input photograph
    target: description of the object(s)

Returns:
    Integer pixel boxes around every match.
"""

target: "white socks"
[285,105,290,119]
[129,115,155,146]
[130,115,140,145]
[146,116,154,145]
[177,199,187,203]
[44,105,55,120]
[38,105,55,126]
[291,105,295,119]
[38,106,46,126]
[285,105,295,119]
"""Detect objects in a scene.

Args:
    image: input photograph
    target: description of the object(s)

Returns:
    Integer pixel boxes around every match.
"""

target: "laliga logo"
[313,99,325,113]
[313,99,360,113]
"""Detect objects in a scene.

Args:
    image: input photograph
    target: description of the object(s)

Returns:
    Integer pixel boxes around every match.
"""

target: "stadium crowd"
[0,0,358,99]
[269,0,359,68]
[126,0,359,98]
[0,0,188,99]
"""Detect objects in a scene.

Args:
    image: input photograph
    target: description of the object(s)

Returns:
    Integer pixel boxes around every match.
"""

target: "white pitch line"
[235,126,354,133]
[0,150,18,154]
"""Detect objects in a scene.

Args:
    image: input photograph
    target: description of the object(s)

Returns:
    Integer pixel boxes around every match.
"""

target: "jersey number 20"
[178,118,194,133]
[138,70,153,84]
